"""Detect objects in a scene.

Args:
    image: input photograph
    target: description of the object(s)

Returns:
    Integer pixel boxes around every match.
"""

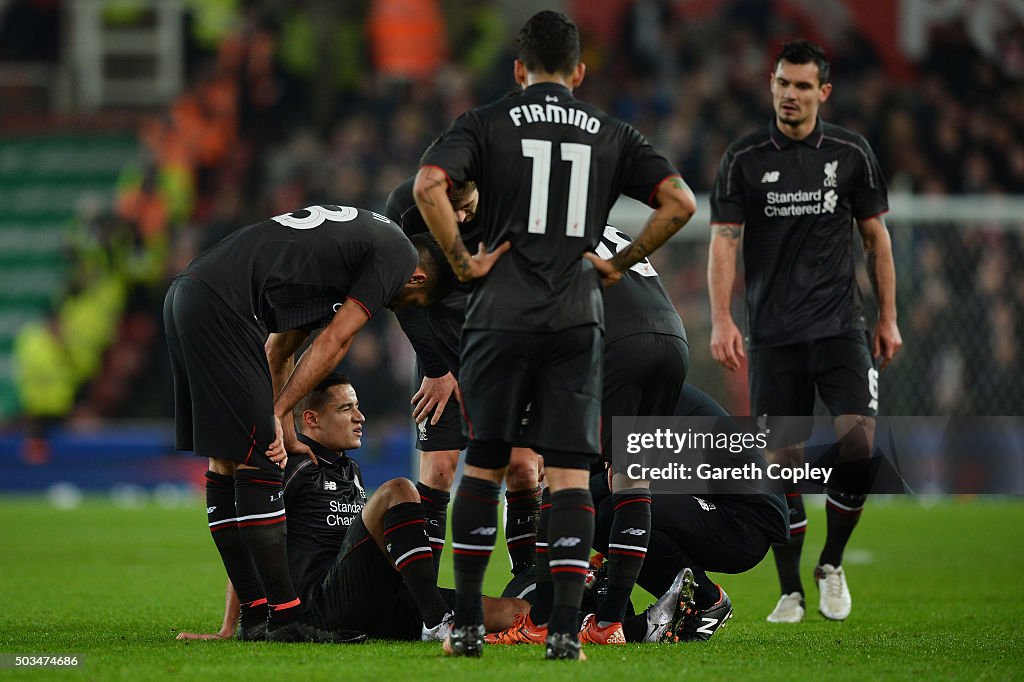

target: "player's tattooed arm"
[616,176,696,271]
[713,223,743,240]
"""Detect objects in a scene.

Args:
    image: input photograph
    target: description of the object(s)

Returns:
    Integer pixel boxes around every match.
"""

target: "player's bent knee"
[376,478,419,505]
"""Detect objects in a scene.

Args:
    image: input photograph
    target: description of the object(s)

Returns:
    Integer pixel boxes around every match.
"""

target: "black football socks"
[505,485,541,574]
[415,481,450,574]
[546,488,595,638]
[773,483,807,596]
[205,471,266,629]
[821,492,867,567]
[234,467,303,625]
[451,475,500,626]
[597,488,652,625]
[384,501,449,628]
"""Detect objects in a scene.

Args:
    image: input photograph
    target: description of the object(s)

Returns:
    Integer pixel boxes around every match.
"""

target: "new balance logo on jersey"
[620,528,647,536]
[470,526,497,536]
[761,171,780,183]
[824,160,838,187]
[545,94,559,102]
[552,536,582,548]
[324,481,337,491]
[696,617,719,635]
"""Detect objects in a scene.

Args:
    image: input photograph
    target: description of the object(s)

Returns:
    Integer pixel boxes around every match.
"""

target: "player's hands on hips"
[266,415,287,468]
[873,318,903,370]
[412,372,460,425]
[583,252,624,288]
[710,318,746,371]
[456,241,511,282]
[283,428,317,465]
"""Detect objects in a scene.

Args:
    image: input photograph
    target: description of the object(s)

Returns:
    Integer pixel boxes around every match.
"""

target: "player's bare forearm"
[273,306,366,419]
[708,224,743,323]
[266,330,307,399]
[611,178,696,272]
[413,166,472,279]
[858,217,897,322]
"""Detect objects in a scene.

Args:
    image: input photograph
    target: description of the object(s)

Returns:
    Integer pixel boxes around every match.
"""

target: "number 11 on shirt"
[521,139,591,237]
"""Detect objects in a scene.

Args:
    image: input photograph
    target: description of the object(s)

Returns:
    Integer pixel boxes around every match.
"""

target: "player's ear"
[819,81,832,103]
[407,268,428,286]
[514,59,528,86]
[302,409,318,429]
[570,62,586,89]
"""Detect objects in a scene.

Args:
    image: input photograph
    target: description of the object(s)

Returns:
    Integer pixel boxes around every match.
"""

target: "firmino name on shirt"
[508,103,602,133]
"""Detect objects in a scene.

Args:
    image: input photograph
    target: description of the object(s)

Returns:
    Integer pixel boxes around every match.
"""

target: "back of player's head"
[517,10,580,76]
[409,232,458,303]
[776,40,830,84]
[297,372,352,426]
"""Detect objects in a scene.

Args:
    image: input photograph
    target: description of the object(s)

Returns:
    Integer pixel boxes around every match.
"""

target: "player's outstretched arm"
[176,580,239,641]
[708,223,746,372]
[857,216,902,370]
[413,166,509,282]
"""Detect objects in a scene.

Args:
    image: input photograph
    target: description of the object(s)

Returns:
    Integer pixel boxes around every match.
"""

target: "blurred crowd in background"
[3,0,1024,450]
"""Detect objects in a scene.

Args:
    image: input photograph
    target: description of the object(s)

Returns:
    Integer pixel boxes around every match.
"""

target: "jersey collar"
[522,82,574,100]
[297,432,346,466]
[769,117,825,150]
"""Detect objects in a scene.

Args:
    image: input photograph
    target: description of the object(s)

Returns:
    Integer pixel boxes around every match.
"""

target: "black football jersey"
[283,434,367,597]
[183,205,417,333]
[422,82,679,333]
[599,225,687,345]
[710,119,888,348]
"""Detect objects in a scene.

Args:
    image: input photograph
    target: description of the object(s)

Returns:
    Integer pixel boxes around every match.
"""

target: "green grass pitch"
[1,495,1022,680]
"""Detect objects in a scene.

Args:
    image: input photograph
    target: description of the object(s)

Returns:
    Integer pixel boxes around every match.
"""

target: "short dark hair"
[299,372,352,416]
[419,137,477,202]
[517,10,580,76]
[776,40,830,85]
[409,232,458,303]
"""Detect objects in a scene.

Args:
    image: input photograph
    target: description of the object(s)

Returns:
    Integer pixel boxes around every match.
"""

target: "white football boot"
[766,591,805,623]
[815,564,852,620]
[422,611,455,642]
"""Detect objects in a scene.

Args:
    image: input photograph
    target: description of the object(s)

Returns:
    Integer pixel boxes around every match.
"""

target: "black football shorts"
[163,275,276,468]
[459,325,602,460]
[749,330,878,448]
[601,332,689,462]
[306,515,422,640]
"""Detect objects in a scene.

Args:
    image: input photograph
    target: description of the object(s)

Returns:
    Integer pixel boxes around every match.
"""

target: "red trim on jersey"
[236,515,286,529]
[341,535,373,560]
[346,296,372,319]
[609,549,647,559]
[271,598,302,611]
[384,519,424,535]
[613,497,651,511]
[857,210,890,222]
[419,164,453,191]
[647,174,683,207]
